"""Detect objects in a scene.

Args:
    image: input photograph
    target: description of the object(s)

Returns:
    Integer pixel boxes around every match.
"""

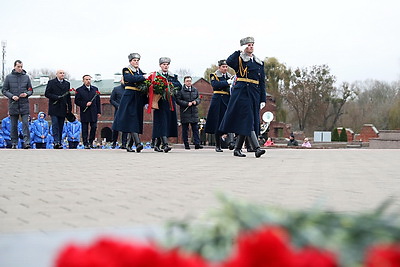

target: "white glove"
[227,79,233,85]
[240,44,247,51]
[143,73,150,79]
[260,102,265,109]
[144,104,149,110]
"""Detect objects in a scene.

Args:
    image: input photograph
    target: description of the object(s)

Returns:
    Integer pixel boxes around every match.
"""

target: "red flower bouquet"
[146,72,177,112]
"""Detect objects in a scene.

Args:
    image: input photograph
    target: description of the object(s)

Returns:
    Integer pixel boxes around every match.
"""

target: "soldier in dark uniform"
[112,53,148,152]
[110,80,128,149]
[152,57,182,153]
[205,59,235,152]
[219,37,266,158]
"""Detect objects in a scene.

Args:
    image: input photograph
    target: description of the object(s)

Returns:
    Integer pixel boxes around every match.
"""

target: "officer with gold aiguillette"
[205,59,235,152]
[219,37,266,158]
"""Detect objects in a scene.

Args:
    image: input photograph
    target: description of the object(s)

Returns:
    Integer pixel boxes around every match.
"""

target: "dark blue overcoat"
[112,68,147,133]
[205,72,231,134]
[152,73,181,138]
[219,51,266,136]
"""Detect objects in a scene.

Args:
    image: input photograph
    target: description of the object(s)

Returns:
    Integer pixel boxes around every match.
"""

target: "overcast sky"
[1,0,399,84]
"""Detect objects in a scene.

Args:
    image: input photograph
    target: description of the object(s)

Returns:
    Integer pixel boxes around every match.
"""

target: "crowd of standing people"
[1,36,269,157]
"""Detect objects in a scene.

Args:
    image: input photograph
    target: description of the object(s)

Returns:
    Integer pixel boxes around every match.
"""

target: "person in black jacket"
[176,76,203,150]
[45,70,72,149]
[75,75,101,149]
[110,80,128,149]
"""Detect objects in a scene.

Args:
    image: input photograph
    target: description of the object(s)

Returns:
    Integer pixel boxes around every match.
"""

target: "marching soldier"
[219,37,266,158]
[112,53,148,152]
[205,59,234,152]
[152,57,182,153]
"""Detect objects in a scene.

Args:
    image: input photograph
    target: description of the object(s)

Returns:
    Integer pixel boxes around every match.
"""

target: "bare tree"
[175,68,192,78]
[280,65,336,131]
[28,68,71,80]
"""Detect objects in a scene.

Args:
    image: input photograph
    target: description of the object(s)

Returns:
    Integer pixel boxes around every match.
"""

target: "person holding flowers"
[45,70,73,149]
[75,75,101,149]
[112,53,149,153]
[151,57,181,153]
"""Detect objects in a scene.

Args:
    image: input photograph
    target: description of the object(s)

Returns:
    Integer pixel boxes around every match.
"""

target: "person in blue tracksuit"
[0,128,5,148]
[66,119,81,149]
[219,37,266,158]
[1,115,12,148]
[32,112,49,149]
[47,126,54,149]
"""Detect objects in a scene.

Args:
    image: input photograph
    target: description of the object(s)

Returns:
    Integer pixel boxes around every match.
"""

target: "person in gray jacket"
[2,60,33,149]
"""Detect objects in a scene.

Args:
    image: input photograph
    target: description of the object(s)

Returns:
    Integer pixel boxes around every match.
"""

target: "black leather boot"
[228,133,235,150]
[245,136,256,152]
[233,135,246,157]
[250,131,265,158]
[126,134,135,152]
[154,138,163,152]
[132,132,143,153]
[215,134,223,152]
[161,136,171,153]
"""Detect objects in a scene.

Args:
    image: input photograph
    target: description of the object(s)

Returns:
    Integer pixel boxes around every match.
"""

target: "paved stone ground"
[0,147,399,266]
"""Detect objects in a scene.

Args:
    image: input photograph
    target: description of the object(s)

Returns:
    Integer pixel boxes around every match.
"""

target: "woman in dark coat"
[219,37,266,158]
[112,53,148,152]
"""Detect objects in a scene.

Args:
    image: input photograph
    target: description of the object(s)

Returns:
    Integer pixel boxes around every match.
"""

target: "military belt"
[236,78,259,85]
[213,91,229,95]
[125,86,141,91]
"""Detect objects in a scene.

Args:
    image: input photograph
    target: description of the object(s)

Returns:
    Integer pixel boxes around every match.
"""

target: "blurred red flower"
[364,243,400,267]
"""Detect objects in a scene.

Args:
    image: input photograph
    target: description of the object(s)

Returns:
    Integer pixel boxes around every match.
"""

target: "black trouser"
[68,141,79,149]
[112,130,128,146]
[81,121,97,146]
[35,142,46,149]
[182,122,200,146]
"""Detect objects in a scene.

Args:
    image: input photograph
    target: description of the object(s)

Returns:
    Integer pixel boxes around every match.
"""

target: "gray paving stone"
[0,148,399,266]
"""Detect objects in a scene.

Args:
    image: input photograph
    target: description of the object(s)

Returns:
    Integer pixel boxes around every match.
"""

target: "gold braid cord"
[238,56,248,78]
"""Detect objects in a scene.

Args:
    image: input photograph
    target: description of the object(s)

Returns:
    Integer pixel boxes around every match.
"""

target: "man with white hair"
[45,69,73,149]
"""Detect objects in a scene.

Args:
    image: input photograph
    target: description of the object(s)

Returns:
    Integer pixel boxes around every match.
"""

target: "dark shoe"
[84,145,90,149]
[126,146,135,152]
[234,149,246,157]
[163,145,172,153]
[120,145,126,149]
[90,145,95,149]
[195,144,203,149]
[24,144,31,149]
[54,143,62,149]
[215,147,223,152]
[11,144,17,149]
[247,148,256,152]
[154,146,163,152]
[255,148,266,158]
[111,142,116,149]
[228,142,235,150]
[136,143,143,153]
[184,146,190,150]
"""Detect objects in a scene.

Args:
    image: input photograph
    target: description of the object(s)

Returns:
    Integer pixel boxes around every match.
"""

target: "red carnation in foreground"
[222,226,294,267]
[364,243,400,267]
[292,246,338,267]
[55,237,210,267]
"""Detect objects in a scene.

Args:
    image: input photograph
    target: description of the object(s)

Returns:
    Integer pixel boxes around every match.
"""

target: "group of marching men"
[112,36,267,158]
